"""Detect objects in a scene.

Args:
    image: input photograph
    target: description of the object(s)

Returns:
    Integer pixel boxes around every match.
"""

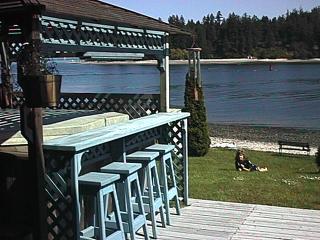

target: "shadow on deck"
[138,198,320,240]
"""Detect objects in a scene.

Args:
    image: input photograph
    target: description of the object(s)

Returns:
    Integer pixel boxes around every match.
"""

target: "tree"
[168,7,320,59]
[183,70,210,156]
[216,11,223,25]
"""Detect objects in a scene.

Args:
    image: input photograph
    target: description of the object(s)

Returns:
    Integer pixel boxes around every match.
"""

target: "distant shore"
[76,58,320,65]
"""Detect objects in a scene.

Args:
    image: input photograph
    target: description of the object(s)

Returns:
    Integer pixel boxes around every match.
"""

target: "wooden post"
[196,51,202,87]
[159,34,170,112]
[182,119,189,206]
[187,48,202,101]
[18,14,47,240]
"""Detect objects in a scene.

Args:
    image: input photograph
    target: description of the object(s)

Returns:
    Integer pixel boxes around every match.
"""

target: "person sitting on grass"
[235,149,268,172]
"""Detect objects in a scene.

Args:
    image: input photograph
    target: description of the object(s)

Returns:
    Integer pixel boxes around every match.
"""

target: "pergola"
[0,0,189,111]
[0,1,190,239]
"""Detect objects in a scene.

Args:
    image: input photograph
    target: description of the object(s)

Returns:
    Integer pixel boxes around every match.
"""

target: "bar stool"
[101,162,149,240]
[145,144,181,225]
[126,151,166,239]
[78,172,124,240]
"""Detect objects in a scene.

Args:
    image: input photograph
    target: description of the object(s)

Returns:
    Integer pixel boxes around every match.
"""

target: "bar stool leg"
[153,165,166,228]
[161,159,171,225]
[146,166,157,238]
[125,179,136,240]
[134,176,149,240]
[97,190,107,240]
[169,158,181,216]
[112,184,125,237]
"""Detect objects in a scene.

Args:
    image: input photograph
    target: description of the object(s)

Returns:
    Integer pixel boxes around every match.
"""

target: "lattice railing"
[12,92,160,119]
[40,16,165,56]
[164,120,186,197]
[4,16,167,59]
[58,93,160,119]
[44,142,115,240]
[125,127,161,154]
[44,151,74,240]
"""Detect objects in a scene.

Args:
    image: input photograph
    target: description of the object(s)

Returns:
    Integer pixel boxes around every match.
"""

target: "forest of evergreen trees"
[168,7,320,59]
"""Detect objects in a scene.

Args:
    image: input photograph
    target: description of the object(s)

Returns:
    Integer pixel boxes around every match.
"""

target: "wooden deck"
[138,198,320,240]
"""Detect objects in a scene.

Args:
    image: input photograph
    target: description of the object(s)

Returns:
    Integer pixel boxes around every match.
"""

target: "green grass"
[189,148,320,210]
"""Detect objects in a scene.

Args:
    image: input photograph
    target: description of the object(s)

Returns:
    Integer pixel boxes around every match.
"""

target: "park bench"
[278,140,310,154]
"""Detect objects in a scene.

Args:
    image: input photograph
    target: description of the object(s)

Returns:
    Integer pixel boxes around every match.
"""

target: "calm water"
[55,62,320,130]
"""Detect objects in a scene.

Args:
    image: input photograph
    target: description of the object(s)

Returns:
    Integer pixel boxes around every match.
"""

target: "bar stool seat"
[126,151,166,239]
[145,144,175,154]
[79,172,120,188]
[144,144,180,225]
[78,172,124,240]
[101,162,149,240]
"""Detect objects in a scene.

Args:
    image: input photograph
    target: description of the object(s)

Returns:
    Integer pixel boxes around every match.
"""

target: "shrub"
[183,71,210,156]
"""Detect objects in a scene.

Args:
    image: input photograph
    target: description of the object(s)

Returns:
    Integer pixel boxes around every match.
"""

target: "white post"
[182,118,189,205]
[160,34,170,112]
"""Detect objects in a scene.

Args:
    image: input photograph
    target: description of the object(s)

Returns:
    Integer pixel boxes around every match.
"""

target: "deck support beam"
[18,13,47,240]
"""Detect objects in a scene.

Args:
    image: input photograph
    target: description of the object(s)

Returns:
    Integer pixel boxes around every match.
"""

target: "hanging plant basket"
[20,74,62,108]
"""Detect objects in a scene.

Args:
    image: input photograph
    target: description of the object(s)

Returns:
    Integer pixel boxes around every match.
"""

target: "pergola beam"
[3,15,167,59]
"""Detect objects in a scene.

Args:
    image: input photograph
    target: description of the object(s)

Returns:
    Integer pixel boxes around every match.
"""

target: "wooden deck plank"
[133,199,320,240]
[250,212,320,223]
[191,199,320,214]
[245,216,320,228]
[239,224,320,238]
[188,202,254,212]
[234,230,320,240]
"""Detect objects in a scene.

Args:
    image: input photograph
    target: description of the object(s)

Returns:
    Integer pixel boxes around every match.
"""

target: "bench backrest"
[278,141,309,148]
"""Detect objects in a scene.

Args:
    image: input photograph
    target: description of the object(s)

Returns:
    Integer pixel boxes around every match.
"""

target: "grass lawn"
[189,148,320,210]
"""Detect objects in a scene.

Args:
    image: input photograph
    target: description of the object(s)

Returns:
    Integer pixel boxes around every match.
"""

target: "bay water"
[56,62,320,130]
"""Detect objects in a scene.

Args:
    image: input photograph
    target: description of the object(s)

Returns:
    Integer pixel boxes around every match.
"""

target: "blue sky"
[105,0,320,22]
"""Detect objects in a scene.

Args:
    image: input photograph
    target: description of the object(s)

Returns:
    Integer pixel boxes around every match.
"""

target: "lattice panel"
[59,93,160,119]
[44,151,75,240]
[80,143,112,173]
[44,143,114,240]
[166,120,185,197]
[12,93,160,119]
[125,127,161,154]
[40,16,165,55]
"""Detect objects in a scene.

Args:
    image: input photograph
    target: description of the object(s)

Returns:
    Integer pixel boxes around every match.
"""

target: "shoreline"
[210,137,318,156]
[75,58,320,65]
[208,123,320,149]
[209,123,320,155]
